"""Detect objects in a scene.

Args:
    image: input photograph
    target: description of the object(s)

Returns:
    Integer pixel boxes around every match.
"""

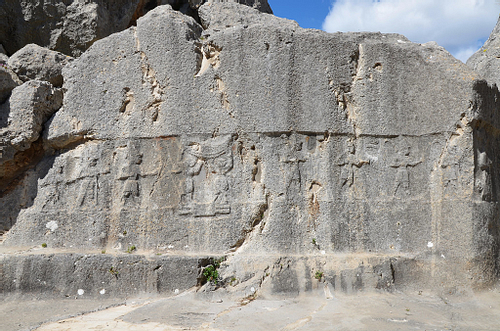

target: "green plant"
[101,250,106,254]
[109,267,118,275]
[41,243,47,248]
[203,257,225,285]
[312,238,316,245]
[315,270,323,280]
[126,245,136,253]
[123,230,127,235]
[203,265,219,284]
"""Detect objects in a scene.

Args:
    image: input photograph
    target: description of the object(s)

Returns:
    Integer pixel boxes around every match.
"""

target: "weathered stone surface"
[0,81,63,195]
[1,253,203,298]
[2,3,500,297]
[198,1,288,30]
[0,0,141,57]
[0,0,272,57]
[1,81,63,153]
[0,66,22,104]
[7,44,73,87]
[467,16,500,87]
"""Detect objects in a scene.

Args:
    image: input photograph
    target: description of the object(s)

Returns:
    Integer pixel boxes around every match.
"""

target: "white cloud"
[322,0,500,62]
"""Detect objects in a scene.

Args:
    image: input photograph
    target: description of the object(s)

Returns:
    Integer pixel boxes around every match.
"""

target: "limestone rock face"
[467,16,500,87]
[0,0,272,57]
[198,1,285,29]
[1,3,500,296]
[0,81,63,181]
[8,44,73,87]
[0,65,22,104]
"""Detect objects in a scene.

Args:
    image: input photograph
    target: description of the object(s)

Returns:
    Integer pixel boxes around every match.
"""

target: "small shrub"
[126,245,136,253]
[315,270,323,280]
[203,265,219,284]
[41,243,47,248]
[203,257,225,285]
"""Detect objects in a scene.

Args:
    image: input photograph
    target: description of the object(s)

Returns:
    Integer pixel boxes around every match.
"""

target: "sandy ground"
[3,287,500,331]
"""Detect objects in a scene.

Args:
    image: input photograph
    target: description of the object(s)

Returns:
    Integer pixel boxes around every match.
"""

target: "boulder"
[0,0,272,57]
[8,44,73,87]
[0,65,22,104]
[1,80,63,152]
[0,81,63,182]
[198,1,284,29]
[467,16,500,87]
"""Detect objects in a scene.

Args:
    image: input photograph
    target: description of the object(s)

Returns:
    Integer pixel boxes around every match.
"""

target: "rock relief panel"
[178,135,233,217]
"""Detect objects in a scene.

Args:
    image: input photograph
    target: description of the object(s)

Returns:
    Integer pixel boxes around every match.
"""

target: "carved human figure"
[476,150,492,201]
[76,156,99,207]
[210,152,232,212]
[440,144,460,191]
[179,143,203,213]
[116,144,143,205]
[280,134,306,194]
[178,135,233,217]
[391,143,421,196]
[337,138,368,188]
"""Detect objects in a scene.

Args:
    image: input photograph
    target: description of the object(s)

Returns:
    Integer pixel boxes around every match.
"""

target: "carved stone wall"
[2,3,499,290]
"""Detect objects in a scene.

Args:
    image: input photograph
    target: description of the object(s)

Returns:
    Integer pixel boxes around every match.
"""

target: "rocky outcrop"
[0,81,63,188]
[1,3,500,300]
[0,64,22,104]
[8,44,73,87]
[0,0,272,57]
[467,16,500,87]
[3,2,500,296]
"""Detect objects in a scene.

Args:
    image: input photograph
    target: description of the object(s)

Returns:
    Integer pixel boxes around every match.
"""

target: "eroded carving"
[476,150,492,201]
[337,138,368,188]
[279,134,307,199]
[390,140,422,197]
[178,135,233,217]
[440,144,460,192]
[115,142,143,205]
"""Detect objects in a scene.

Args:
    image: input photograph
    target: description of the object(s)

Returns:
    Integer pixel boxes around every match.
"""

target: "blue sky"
[270,0,500,62]
[271,0,332,30]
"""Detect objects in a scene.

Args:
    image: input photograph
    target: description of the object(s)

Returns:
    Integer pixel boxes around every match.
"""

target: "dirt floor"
[3,286,500,331]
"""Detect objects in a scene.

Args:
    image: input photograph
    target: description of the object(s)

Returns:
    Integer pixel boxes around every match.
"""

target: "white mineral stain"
[77,289,84,296]
[45,221,58,232]
[427,242,434,248]
[100,289,106,295]
[174,289,179,294]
